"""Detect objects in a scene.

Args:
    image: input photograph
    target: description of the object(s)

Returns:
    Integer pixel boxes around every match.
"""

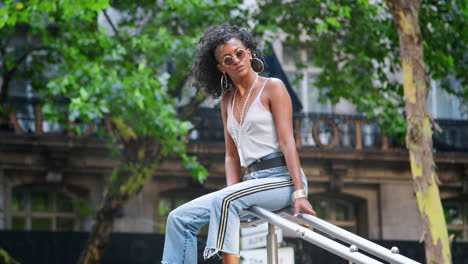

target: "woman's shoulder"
[264,77,284,86]
[263,77,287,95]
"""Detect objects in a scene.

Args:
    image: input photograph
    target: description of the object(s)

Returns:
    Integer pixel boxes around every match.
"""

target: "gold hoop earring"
[252,57,264,74]
[221,72,228,90]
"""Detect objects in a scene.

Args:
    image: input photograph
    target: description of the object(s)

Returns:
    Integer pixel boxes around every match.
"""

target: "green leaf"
[316,22,328,34]
[325,17,341,28]
[79,88,89,100]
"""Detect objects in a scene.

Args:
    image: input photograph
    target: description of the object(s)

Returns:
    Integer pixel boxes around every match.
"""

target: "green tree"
[0,1,244,263]
[255,0,466,263]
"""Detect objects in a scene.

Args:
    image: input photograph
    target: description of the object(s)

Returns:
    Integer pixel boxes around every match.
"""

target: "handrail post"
[266,223,278,264]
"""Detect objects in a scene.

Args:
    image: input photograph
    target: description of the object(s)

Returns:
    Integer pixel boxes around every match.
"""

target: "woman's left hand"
[294,197,317,217]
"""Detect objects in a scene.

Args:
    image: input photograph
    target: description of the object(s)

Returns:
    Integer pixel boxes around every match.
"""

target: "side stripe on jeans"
[216,180,293,250]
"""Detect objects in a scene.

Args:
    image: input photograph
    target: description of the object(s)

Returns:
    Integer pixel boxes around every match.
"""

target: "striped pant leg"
[162,191,218,264]
[204,176,294,259]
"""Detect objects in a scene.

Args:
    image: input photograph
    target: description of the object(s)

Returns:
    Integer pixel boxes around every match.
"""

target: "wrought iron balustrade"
[0,97,104,137]
[432,119,468,153]
[189,108,468,153]
[293,112,403,151]
[2,100,467,154]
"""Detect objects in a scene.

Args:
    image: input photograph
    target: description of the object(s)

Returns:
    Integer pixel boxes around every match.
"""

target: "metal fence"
[1,230,468,264]
[0,231,219,264]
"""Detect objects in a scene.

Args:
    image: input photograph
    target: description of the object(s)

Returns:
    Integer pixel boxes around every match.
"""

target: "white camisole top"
[227,78,281,167]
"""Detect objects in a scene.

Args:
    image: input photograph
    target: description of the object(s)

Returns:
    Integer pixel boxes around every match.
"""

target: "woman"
[161,25,316,264]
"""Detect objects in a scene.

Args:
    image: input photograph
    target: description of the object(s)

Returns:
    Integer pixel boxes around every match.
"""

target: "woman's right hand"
[293,197,317,217]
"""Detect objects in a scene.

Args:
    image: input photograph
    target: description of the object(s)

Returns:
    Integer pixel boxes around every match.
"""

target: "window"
[309,193,367,237]
[156,187,215,234]
[428,78,468,120]
[281,44,332,114]
[157,195,191,234]
[443,198,468,241]
[311,197,357,233]
[11,185,84,231]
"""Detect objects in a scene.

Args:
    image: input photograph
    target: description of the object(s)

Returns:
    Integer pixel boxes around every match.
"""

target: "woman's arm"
[220,92,241,186]
[266,78,316,216]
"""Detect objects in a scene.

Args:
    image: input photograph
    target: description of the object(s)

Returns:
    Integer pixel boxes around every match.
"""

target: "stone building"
[1,43,467,247]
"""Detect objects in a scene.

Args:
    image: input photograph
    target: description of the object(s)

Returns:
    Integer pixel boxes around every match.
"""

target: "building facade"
[1,44,467,248]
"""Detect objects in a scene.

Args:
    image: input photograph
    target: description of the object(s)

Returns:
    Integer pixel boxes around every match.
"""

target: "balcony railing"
[0,97,105,137]
[292,112,404,151]
[2,100,468,154]
[188,108,468,154]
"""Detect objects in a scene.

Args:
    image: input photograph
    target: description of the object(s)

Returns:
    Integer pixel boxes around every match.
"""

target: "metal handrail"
[294,209,420,264]
[243,206,421,264]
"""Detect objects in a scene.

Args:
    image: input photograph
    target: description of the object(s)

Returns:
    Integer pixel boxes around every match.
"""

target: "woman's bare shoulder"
[264,77,288,96]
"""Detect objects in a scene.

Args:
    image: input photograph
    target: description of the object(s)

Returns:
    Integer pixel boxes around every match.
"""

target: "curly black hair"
[191,25,265,98]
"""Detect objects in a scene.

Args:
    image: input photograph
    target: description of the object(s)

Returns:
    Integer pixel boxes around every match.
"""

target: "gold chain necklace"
[231,73,259,149]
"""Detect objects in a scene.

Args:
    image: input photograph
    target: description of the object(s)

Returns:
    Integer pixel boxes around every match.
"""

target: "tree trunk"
[77,155,161,264]
[0,249,20,264]
[76,206,116,263]
[1,75,10,103]
[77,126,162,264]
[386,1,451,263]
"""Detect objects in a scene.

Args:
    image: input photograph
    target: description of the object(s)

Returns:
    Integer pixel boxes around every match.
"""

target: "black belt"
[247,153,286,173]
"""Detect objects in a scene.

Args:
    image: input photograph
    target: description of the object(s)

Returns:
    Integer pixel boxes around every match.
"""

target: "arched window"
[10,184,87,231]
[443,197,468,241]
[309,193,367,237]
[156,187,215,234]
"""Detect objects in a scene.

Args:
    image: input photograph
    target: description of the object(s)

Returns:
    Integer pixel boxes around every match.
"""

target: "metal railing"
[0,97,104,136]
[188,108,468,154]
[2,100,468,153]
[241,206,421,264]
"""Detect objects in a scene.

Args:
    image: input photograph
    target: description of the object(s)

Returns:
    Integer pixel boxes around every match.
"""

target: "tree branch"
[0,29,13,74]
[1,46,47,102]
[103,9,122,42]
[0,45,6,74]
[0,27,14,51]
[102,8,136,64]
[7,46,47,76]
[0,248,21,264]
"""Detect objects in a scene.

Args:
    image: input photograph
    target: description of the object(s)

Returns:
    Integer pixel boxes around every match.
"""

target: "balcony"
[0,97,105,137]
[189,108,468,154]
[1,99,467,154]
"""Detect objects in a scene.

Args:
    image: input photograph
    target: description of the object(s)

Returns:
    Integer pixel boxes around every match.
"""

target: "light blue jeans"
[161,166,308,264]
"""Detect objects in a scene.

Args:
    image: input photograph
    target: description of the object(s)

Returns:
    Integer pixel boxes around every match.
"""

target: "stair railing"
[241,206,421,264]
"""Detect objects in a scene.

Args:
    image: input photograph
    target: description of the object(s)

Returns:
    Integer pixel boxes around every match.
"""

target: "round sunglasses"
[222,49,247,66]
